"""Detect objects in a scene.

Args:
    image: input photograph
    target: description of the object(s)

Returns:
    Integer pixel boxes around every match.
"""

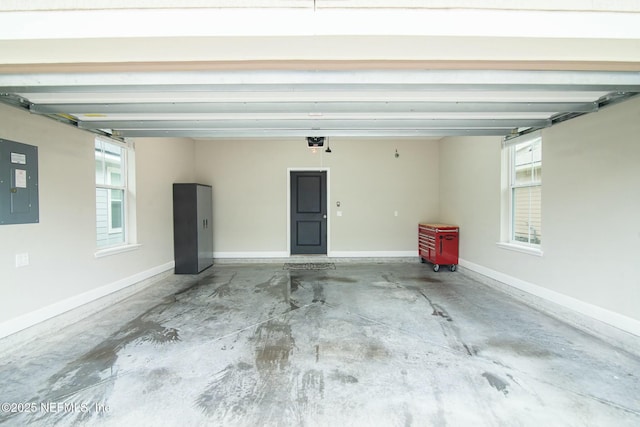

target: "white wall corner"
[458,258,640,354]
[0,261,175,344]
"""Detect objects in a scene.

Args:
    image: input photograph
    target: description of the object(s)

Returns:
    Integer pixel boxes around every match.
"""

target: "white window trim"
[106,165,124,234]
[95,137,137,254]
[95,243,142,259]
[499,132,543,255]
[496,241,544,256]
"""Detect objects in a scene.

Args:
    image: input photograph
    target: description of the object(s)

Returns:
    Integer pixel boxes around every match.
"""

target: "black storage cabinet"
[173,183,213,274]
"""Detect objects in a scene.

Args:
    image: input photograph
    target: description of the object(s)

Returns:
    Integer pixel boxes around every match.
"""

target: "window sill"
[95,243,142,259]
[496,242,543,257]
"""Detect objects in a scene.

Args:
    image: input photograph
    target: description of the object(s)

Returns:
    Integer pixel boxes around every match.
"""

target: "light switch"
[15,253,29,267]
[337,211,342,217]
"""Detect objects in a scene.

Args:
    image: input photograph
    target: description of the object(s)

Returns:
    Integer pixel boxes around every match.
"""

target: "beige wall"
[195,137,439,256]
[134,137,197,262]
[439,96,640,324]
[438,135,502,265]
[4,92,638,336]
[0,103,195,329]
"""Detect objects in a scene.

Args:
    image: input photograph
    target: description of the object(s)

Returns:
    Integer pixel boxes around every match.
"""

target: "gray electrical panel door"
[0,139,39,225]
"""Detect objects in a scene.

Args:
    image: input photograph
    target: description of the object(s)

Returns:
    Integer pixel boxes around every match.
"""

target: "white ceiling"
[1,3,639,141]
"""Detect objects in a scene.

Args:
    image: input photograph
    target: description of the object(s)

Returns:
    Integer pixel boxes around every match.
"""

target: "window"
[95,137,135,249]
[500,133,542,253]
[106,166,123,233]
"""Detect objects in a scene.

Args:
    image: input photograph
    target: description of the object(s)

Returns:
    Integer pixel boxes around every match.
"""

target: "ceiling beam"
[79,118,549,130]
[32,101,598,115]
[113,128,515,138]
[2,60,640,75]
[2,70,640,93]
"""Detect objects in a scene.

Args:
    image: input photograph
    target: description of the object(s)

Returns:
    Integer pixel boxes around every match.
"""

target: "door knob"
[323,214,327,219]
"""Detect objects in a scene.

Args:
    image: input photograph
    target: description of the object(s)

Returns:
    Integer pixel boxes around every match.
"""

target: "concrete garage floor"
[1,262,639,426]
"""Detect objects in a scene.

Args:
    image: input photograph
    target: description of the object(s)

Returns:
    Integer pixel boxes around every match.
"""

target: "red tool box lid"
[419,223,459,231]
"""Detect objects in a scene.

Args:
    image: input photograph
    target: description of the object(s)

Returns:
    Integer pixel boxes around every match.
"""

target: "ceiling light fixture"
[307,136,324,148]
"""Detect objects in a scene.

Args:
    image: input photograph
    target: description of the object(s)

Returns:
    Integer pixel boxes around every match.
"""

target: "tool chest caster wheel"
[433,264,440,272]
[449,265,457,272]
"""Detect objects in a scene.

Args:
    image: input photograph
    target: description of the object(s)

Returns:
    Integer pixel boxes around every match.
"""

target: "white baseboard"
[214,251,289,259]
[214,251,418,260]
[0,261,175,341]
[329,251,418,258]
[459,258,640,339]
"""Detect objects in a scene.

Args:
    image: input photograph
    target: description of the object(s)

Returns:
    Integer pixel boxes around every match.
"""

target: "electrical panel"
[0,138,39,225]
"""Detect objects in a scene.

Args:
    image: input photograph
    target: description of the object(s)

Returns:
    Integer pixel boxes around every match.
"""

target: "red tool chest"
[418,223,459,272]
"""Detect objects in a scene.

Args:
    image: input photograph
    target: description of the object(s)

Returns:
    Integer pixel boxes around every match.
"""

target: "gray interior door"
[290,171,327,255]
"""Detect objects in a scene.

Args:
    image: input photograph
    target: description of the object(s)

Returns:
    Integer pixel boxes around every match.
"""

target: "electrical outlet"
[15,253,29,268]
[394,211,398,217]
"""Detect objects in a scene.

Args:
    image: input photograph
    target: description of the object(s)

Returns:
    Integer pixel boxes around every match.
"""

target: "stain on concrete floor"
[1,262,639,426]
